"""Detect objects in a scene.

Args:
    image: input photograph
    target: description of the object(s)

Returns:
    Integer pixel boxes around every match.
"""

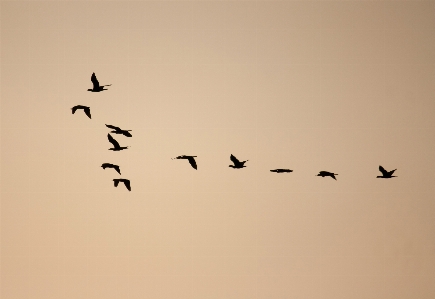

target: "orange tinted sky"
[1,1,435,299]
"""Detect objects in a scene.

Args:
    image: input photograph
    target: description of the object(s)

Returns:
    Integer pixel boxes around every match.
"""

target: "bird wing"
[71,106,78,114]
[124,180,131,191]
[230,154,240,164]
[114,165,121,175]
[107,134,120,148]
[388,169,397,176]
[122,131,132,137]
[331,174,337,180]
[84,107,91,119]
[187,157,197,170]
[91,72,100,89]
[106,124,120,130]
[379,165,388,176]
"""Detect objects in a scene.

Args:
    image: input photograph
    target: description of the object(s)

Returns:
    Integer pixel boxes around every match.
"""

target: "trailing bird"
[317,171,338,180]
[107,134,129,151]
[270,169,293,173]
[113,179,131,191]
[105,124,132,137]
[377,165,397,178]
[101,163,121,175]
[71,105,91,119]
[87,72,111,92]
[229,154,248,169]
[172,155,197,170]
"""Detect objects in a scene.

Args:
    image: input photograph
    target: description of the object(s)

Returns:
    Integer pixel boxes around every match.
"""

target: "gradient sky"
[1,1,435,299]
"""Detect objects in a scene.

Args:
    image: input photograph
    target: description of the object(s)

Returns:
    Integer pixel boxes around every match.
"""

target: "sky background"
[1,1,435,298]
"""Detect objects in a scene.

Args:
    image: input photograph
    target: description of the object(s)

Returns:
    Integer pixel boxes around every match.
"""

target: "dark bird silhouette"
[105,124,132,137]
[172,155,197,170]
[377,165,397,178]
[270,169,293,173]
[107,134,129,151]
[229,154,248,169]
[113,179,131,191]
[317,171,338,180]
[87,72,111,92]
[71,105,91,119]
[101,163,121,175]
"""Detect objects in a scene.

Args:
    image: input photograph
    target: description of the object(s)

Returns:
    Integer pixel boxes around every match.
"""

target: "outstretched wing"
[91,72,100,89]
[122,130,132,137]
[105,124,120,131]
[330,174,337,180]
[114,165,121,175]
[379,165,388,176]
[230,154,240,164]
[107,134,120,148]
[124,180,131,191]
[388,169,397,176]
[187,157,197,170]
[84,107,91,119]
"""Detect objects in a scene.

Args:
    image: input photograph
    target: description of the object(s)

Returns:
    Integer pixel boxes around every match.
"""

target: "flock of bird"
[71,73,398,191]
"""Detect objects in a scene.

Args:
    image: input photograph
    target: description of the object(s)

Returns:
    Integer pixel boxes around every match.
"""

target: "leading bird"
[377,165,397,178]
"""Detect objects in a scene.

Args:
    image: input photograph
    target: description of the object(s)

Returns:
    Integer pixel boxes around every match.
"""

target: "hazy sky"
[1,1,435,299]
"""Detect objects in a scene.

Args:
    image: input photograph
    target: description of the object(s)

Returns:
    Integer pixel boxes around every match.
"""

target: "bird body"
[101,163,121,175]
[317,171,338,180]
[71,105,91,119]
[270,169,293,173]
[106,124,132,137]
[107,134,129,151]
[87,72,111,92]
[113,179,131,191]
[173,155,198,170]
[229,154,248,169]
[377,166,397,178]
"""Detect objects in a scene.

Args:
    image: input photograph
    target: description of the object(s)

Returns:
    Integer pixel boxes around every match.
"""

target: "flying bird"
[113,179,131,191]
[317,171,338,180]
[71,105,91,119]
[172,155,197,170]
[107,134,129,151]
[87,72,111,92]
[229,154,248,169]
[270,169,293,173]
[377,165,397,178]
[105,124,132,137]
[101,163,121,175]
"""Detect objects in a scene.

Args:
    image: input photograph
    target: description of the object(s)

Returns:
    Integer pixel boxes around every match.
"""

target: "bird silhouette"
[317,171,338,180]
[105,124,132,137]
[87,72,111,92]
[101,163,121,175]
[113,179,131,191]
[377,165,397,178]
[71,105,91,119]
[229,154,248,169]
[172,155,197,170]
[270,169,293,173]
[107,134,129,151]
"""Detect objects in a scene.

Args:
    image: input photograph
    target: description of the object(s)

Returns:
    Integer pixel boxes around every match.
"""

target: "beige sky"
[1,1,435,298]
